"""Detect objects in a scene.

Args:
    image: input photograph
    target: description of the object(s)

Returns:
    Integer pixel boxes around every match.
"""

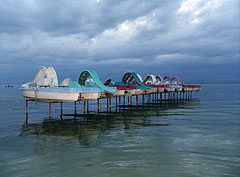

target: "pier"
[24,89,196,123]
[21,67,201,123]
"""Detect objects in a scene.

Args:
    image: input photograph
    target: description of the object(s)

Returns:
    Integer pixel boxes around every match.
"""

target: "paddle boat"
[163,76,180,92]
[171,76,201,92]
[77,70,117,99]
[104,79,137,97]
[20,67,101,102]
[154,75,173,92]
[142,74,165,93]
[122,72,154,95]
[104,72,151,96]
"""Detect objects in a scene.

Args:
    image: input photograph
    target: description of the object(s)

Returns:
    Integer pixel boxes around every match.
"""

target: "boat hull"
[156,87,164,92]
[81,92,101,100]
[113,90,125,97]
[133,89,144,95]
[168,87,176,92]
[145,88,154,94]
[125,89,135,96]
[21,89,79,102]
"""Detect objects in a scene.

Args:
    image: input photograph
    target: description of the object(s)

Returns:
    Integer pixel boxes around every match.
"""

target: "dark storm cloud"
[0,0,162,36]
[0,0,239,84]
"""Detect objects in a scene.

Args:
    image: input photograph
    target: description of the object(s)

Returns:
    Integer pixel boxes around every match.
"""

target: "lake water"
[0,84,239,177]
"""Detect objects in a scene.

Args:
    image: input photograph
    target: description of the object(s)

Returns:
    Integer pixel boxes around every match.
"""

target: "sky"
[0,0,239,84]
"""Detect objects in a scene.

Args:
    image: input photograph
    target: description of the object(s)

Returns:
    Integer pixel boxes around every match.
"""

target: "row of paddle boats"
[20,66,201,102]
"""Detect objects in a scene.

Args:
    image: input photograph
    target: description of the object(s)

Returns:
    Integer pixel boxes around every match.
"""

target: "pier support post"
[49,103,51,118]
[106,98,108,110]
[143,94,145,104]
[26,100,28,114]
[87,101,89,113]
[26,100,28,124]
[109,98,111,110]
[60,102,63,120]
[74,101,77,115]
[136,95,138,105]
[84,101,86,114]
[97,99,100,113]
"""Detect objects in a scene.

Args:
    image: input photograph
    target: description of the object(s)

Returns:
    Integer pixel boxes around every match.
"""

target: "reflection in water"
[20,100,200,155]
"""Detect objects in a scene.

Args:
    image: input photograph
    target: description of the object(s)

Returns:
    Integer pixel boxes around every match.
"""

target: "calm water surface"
[0,84,239,177]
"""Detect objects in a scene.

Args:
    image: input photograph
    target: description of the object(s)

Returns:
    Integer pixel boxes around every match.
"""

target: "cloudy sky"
[0,0,239,84]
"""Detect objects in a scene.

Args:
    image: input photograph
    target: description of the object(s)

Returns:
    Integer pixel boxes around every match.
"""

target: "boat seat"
[85,81,96,87]
[59,78,71,87]
[104,79,112,86]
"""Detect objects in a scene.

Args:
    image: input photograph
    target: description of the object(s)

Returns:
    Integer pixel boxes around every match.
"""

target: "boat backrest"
[41,78,54,87]
[31,66,48,84]
[137,74,143,82]
[143,75,157,85]
[47,67,58,86]
[59,78,71,87]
